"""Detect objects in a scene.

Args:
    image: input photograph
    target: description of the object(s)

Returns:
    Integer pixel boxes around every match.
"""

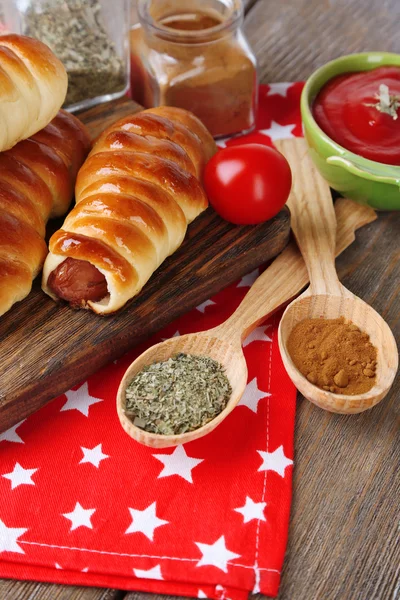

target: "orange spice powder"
[287,317,378,395]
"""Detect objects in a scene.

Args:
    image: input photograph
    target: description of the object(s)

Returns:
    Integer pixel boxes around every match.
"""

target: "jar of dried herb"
[6,0,130,111]
[130,0,258,138]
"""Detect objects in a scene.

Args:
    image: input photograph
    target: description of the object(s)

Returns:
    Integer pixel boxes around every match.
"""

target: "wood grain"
[244,0,400,81]
[279,213,400,600]
[4,0,400,599]
[0,93,291,433]
[276,139,398,414]
[113,191,378,449]
[245,2,400,596]
[0,580,122,600]
[0,206,290,434]
[216,197,377,342]
[276,138,341,295]
[79,96,143,139]
[112,198,379,449]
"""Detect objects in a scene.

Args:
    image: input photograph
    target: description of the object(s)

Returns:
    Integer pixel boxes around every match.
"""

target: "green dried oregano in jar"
[23,0,128,110]
[125,353,232,436]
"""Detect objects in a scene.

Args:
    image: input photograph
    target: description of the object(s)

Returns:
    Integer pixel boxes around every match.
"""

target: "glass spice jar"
[2,0,131,112]
[130,0,258,138]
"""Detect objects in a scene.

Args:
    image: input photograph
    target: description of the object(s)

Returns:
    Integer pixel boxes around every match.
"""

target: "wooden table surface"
[2,0,399,599]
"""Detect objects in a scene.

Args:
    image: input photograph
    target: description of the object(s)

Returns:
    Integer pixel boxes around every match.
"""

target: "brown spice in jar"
[130,5,257,137]
[287,317,377,395]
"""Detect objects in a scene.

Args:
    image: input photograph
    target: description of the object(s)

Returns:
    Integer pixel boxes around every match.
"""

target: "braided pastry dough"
[0,34,68,152]
[0,111,91,316]
[42,107,217,314]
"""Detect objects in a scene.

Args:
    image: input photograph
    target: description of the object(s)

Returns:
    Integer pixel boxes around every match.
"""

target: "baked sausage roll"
[0,34,67,152]
[0,110,91,316]
[42,107,217,315]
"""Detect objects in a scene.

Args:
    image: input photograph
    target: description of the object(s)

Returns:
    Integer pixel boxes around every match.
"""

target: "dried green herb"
[24,0,126,107]
[125,353,232,435]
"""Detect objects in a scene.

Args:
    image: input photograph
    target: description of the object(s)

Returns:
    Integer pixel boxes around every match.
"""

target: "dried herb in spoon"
[125,353,232,435]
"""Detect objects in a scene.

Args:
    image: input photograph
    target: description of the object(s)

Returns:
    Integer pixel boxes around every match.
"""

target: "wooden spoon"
[117,197,378,448]
[275,138,398,414]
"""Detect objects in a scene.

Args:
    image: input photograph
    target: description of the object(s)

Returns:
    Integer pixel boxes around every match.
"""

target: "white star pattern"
[266,82,292,97]
[258,445,293,477]
[125,502,168,541]
[0,87,302,597]
[243,324,272,347]
[60,382,103,417]
[238,378,270,413]
[161,330,180,341]
[234,497,266,523]
[133,564,163,580]
[195,535,240,573]
[153,445,204,483]
[0,518,27,554]
[216,136,229,149]
[62,502,96,531]
[237,268,259,288]
[79,444,109,468]
[259,120,296,141]
[2,463,38,490]
[196,299,216,313]
[215,585,228,595]
[0,420,25,444]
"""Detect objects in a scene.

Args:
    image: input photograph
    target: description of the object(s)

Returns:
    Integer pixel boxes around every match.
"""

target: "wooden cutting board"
[0,97,291,434]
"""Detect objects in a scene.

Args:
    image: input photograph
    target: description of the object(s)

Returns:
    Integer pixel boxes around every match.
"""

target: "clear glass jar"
[130,0,258,138]
[1,0,131,112]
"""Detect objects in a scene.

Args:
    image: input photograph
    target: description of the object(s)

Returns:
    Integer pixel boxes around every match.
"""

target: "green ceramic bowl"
[301,52,400,210]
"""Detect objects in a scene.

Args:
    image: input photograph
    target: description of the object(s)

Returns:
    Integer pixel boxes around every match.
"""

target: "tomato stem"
[366,83,399,120]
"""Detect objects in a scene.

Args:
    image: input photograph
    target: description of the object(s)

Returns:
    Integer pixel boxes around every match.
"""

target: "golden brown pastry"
[42,106,217,314]
[0,110,91,316]
[0,34,68,152]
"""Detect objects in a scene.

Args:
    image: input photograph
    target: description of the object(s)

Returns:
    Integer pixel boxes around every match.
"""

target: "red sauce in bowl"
[313,66,400,165]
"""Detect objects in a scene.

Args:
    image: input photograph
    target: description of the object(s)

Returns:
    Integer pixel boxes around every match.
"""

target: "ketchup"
[313,66,400,165]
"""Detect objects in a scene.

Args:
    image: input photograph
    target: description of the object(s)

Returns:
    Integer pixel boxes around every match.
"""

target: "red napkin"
[0,83,304,598]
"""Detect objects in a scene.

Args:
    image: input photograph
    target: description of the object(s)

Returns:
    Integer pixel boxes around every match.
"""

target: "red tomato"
[204,144,292,225]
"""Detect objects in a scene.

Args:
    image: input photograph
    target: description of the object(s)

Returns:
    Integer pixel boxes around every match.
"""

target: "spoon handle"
[215,198,376,342]
[275,138,342,296]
